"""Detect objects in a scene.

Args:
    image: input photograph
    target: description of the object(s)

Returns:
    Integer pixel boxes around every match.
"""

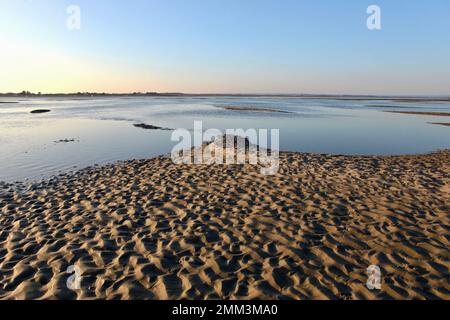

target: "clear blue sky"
[1,0,449,95]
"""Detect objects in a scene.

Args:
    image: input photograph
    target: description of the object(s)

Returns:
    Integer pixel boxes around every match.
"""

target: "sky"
[1,0,450,95]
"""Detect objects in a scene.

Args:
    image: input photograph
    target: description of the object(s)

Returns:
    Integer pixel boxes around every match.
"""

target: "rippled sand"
[0,150,449,299]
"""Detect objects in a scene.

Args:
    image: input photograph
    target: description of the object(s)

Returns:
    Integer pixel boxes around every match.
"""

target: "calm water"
[0,96,449,182]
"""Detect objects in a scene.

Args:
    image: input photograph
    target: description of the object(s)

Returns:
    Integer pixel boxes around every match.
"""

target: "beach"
[2,0,450,309]
[0,148,448,299]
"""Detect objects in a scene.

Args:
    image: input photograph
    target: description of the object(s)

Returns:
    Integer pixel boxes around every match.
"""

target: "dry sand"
[0,149,449,300]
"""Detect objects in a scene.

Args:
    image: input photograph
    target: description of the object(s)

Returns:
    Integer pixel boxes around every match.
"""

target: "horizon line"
[1,91,450,99]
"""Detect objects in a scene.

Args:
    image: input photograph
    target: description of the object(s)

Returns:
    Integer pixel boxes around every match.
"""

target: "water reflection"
[0,96,448,182]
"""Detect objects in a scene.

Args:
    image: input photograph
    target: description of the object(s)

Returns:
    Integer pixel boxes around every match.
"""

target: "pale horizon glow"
[1,0,450,96]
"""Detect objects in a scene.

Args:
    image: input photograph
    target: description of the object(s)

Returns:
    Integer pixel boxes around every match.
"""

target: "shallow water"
[0,96,449,182]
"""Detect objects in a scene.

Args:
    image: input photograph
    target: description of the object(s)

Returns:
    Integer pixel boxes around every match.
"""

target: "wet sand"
[367,105,415,109]
[429,123,450,127]
[0,149,449,300]
[390,99,450,103]
[383,111,450,117]
[217,105,292,113]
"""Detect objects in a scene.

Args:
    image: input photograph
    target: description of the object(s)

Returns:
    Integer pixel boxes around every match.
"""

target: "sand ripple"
[0,151,449,299]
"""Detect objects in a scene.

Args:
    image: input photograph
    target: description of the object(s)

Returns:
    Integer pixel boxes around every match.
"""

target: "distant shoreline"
[1,92,450,102]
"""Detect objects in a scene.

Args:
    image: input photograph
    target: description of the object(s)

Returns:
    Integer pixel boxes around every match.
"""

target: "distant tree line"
[0,91,185,97]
